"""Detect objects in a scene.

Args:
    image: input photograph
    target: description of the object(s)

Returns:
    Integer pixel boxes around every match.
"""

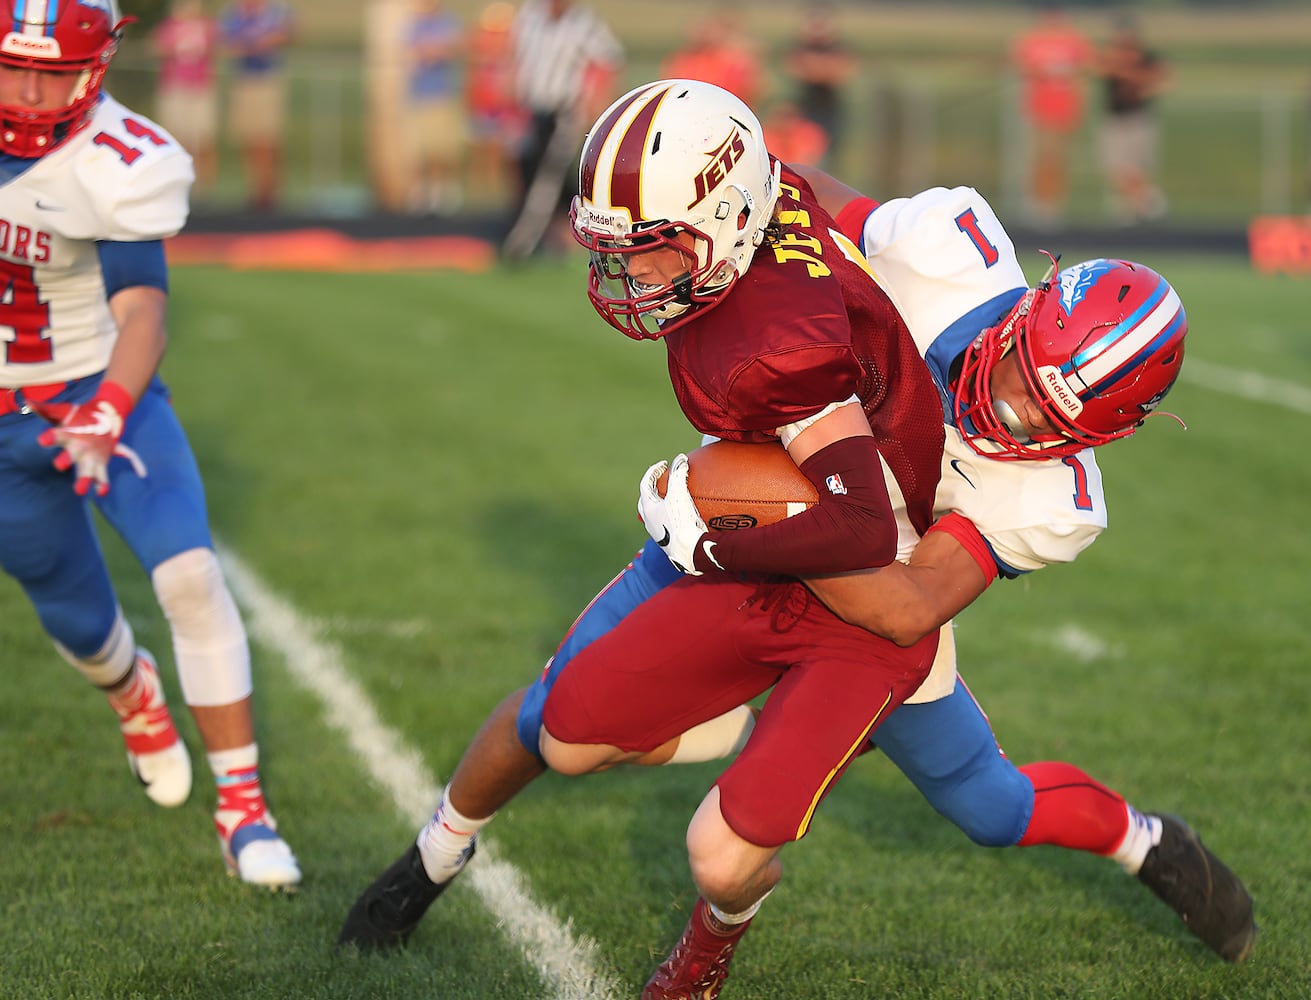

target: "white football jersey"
[846,186,1108,701]
[0,94,193,387]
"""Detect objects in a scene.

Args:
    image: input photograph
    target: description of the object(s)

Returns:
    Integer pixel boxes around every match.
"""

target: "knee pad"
[152,547,251,706]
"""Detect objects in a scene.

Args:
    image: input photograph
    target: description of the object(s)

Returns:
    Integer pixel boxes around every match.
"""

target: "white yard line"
[1182,358,1311,416]
[1052,624,1117,663]
[215,544,623,1000]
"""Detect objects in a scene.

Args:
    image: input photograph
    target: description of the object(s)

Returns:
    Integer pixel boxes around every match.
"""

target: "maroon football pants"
[542,575,937,847]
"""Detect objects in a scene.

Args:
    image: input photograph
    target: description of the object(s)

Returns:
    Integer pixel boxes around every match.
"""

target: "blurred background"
[109,0,1311,243]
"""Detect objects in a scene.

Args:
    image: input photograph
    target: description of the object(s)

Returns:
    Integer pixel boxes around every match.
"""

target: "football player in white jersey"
[340,105,1251,983]
[0,0,297,889]
[788,165,1254,965]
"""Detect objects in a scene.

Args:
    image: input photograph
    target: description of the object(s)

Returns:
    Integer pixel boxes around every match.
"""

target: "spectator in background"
[784,1,856,168]
[501,0,622,261]
[660,9,764,110]
[764,99,828,167]
[466,1,524,209]
[221,0,293,211]
[1096,14,1170,224]
[152,0,220,195]
[1010,2,1094,226]
[402,0,467,216]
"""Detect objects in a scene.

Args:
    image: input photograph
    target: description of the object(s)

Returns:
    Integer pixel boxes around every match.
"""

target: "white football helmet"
[571,79,781,340]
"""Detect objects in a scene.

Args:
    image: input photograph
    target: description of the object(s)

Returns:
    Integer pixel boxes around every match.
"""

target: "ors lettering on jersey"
[691,128,746,207]
[0,218,52,263]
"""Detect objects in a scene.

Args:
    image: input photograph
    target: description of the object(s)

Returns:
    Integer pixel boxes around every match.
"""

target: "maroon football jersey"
[663,163,944,535]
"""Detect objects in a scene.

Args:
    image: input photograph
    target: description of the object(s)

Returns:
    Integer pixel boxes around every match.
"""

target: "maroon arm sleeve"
[692,435,897,576]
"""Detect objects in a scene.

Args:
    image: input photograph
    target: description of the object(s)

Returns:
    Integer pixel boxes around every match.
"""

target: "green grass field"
[2,252,1309,999]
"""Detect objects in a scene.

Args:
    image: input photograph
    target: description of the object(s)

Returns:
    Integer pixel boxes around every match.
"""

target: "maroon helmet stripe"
[579,84,663,202]
[606,86,671,220]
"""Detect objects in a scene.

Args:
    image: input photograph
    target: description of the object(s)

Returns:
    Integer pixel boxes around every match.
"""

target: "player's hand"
[31,382,147,497]
[638,454,708,575]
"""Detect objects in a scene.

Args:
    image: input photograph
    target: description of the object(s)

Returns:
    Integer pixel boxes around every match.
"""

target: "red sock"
[1016,760,1130,855]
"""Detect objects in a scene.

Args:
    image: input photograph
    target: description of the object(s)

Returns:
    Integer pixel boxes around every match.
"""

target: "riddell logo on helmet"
[1,33,62,58]
[690,129,747,208]
[577,202,631,235]
[1037,365,1084,417]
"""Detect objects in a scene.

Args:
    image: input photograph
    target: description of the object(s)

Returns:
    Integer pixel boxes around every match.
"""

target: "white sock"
[666,706,756,764]
[709,887,772,927]
[208,744,259,780]
[1110,806,1162,874]
[418,788,490,884]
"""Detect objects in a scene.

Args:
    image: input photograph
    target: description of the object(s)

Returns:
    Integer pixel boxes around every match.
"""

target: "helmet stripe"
[606,85,670,222]
[1064,281,1179,374]
[1061,277,1168,375]
[12,0,54,34]
[579,85,651,203]
[1077,309,1186,400]
[1066,283,1185,397]
[579,83,668,212]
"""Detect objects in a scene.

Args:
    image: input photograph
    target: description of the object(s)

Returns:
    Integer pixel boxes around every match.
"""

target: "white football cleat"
[215,774,301,891]
[112,649,192,808]
[220,816,302,890]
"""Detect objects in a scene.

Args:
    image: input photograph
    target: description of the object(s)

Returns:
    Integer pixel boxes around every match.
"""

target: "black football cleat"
[336,841,472,951]
[1137,814,1256,962]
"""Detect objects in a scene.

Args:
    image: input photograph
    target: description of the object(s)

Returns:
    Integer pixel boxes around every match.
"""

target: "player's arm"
[642,399,899,577]
[100,241,170,400]
[703,397,896,574]
[788,163,870,223]
[31,241,168,496]
[806,514,998,647]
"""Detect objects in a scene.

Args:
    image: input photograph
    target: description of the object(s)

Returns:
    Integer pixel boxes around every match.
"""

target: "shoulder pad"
[67,96,195,240]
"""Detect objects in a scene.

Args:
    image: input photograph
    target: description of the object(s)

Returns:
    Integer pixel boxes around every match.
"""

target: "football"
[657,440,818,530]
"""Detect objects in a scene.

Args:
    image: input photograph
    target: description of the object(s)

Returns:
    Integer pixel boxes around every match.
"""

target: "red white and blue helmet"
[0,0,129,157]
[955,257,1187,460]
[571,79,781,341]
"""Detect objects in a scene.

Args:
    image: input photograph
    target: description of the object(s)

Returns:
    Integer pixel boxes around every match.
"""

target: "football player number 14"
[93,117,169,166]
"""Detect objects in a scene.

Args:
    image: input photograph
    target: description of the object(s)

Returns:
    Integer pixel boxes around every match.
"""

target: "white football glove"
[638,454,708,576]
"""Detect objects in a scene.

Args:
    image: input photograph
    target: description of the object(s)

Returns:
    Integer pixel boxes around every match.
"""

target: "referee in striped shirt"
[502,0,622,260]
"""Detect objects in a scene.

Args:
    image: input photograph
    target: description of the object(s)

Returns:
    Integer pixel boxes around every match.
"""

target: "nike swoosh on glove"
[637,453,709,575]
[31,381,148,497]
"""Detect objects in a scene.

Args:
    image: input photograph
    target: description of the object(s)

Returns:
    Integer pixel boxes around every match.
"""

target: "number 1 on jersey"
[955,209,1000,267]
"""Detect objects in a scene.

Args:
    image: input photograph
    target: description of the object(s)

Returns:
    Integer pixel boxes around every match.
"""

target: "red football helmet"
[571,79,781,341]
[0,0,131,157]
[955,257,1187,460]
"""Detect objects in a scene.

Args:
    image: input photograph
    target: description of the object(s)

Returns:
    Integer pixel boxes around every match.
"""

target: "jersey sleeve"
[729,343,863,433]
[986,518,1103,576]
[937,440,1107,577]
[855,187,1029,350]
[66,98,195,241]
